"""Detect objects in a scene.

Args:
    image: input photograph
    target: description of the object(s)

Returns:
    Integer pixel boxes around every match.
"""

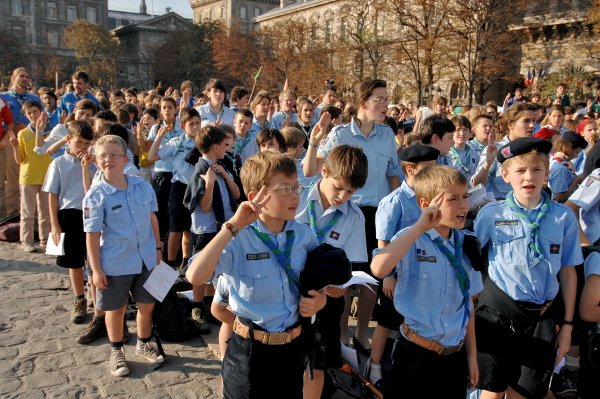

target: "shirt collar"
[64,149,79,163]
[401,180,415,198]
[98,174,137,195]
[306,179,350,216]
[427,228,455,248]
[252,218,296,234]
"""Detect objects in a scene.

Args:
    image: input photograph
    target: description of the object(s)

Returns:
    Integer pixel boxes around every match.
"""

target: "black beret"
[300,243,352,294]
[562,131,588,150]
[497,137,552,164]
[398,144,440,162]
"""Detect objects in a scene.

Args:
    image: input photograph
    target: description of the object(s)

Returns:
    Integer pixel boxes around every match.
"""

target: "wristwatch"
[223,222,238,237]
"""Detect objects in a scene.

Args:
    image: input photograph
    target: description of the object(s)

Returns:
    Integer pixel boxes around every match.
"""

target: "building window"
[209,8,213,20]
[240,5,247,19]
[254,7,261,17]
[325,19,332,42]
[86,6,97,23]
[67,5,77,21]
[340,17,346,40]
[12,0,23,16]
[13,26,23,37]
[47,2,58,19]
[47,30,58,47]
[221,6,224,18]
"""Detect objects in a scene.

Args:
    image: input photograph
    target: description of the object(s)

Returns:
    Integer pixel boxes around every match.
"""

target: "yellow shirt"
[17,125,52,185]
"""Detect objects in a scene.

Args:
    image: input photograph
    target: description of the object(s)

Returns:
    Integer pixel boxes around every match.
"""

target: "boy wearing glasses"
[186,151,327,399]
[83,135,163,377]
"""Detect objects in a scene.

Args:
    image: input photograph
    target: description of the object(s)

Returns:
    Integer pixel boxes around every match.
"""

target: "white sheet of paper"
[179,290,193,301]
[332,271,378,289]
[143,261,179,302]
[45,233,65,256]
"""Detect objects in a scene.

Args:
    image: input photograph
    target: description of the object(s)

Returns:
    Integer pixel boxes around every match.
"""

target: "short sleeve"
[375,196,402,241]
[473,206,491,248]
[569,170,600,211]
[318,128,342,157]
[549,165,571,194]
[41,160,60,194]
[82,190,104,233]
[561,209,584,267]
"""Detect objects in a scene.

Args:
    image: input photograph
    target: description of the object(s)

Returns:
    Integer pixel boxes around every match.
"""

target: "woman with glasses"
[304,79,401,353]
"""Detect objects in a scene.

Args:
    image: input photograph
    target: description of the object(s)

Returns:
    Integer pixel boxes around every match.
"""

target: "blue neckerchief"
[449,146,471,175]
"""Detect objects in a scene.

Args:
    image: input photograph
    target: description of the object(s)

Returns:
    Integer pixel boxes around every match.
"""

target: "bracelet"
[561,320,574,326]
[156,247,162,251]
[308,142,319,148]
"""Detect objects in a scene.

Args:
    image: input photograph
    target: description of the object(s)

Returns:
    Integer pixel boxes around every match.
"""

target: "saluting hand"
[484,132,497,167]
[415,192,443,232]
[310,112,331,145]
[35,112,48,132]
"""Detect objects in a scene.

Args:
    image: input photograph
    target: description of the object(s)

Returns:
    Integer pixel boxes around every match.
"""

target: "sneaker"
[555,367,579,396]
[77,317,107,344]
[191,307,211,335]
[23,243,36,253]
[71,297,87,324]
[110,348,129,377]
[135,342,165,364]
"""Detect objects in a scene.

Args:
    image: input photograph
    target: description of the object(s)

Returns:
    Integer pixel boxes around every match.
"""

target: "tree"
[390,0,453,105]
[447,0,524,105]
[0,28,25,86]
[64,20,121,87]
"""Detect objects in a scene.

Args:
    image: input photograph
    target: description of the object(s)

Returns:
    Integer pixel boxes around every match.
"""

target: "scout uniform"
[548,132,588,199]
[474,138,584,398]
[448,145,478,182]
[568,168,600,243]
[271,111,298,130]
[473,135,511,199]
[197,103,235,127]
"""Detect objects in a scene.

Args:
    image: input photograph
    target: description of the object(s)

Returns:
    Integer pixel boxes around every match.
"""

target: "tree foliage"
[0,28,25,86]
[63,20,122,86]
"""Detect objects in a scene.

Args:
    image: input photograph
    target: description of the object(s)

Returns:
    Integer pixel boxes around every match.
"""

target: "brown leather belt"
[233,317,302,345]
[401,324,463,355]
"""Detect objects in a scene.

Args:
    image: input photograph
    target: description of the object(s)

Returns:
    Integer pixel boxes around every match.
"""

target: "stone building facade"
[190,0,279,30]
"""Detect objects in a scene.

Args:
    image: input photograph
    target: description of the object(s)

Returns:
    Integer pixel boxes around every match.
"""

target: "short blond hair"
[240,151,297,195]
[413,165,467,203]
[95,134,127,155]
[281,127,306,149]
[501,151,549,171]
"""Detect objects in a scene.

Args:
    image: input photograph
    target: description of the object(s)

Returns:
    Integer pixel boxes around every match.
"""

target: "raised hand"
[229,185,271,230]
[310,111,332,145]
[35,112,48,132]
[415,192,443,232]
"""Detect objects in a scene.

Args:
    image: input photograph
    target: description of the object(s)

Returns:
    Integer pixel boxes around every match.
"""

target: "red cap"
[577,119,594,135]
[533,126,558,140]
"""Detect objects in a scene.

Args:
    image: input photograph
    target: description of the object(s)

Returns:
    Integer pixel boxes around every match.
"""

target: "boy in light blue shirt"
[83,135,163,377]
[186,151,327,399]
[371,165,483,398]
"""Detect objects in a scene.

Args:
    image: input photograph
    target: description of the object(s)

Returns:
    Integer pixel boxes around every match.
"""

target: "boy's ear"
[247,191,258,201]
[500,166,510,183]
[321,163,328,178]
[418,197,429,209]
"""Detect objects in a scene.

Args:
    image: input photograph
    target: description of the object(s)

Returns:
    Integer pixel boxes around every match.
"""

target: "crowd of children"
[2,67,600,399]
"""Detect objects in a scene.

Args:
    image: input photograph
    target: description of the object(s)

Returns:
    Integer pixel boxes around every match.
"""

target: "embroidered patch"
[495,220,519,226]
[246,252,270,260]
[329,231,340,240]
[111,204,122,210]
[501,146,512,159]
[550,244,561,254]
[417,255,437,262]
[417,248,427,255]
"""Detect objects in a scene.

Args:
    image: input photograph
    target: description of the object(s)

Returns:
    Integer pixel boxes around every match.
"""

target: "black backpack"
[153,289,199,343]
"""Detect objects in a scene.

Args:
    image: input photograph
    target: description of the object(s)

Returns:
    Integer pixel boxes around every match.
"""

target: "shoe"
[77,317,107,344]
[135,342,165,364]
[555,367,579,396]
[191,307,211,335]
[71,296,87,324]
[110,348,130,377]
[23,243,36,253]
[352,334,371,356]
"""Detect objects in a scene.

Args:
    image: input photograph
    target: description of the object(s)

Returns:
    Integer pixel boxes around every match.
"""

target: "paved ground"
[0,240,222,399]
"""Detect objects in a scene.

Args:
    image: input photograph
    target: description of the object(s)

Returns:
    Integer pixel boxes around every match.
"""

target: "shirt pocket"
[376,149,392,175]
[105,202,128,231]
[409,261,445,306]
[238,266,281,304]
[135,195,152,215]
[492,223,526,265]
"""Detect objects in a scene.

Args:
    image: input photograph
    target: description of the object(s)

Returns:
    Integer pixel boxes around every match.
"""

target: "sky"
[108,0,193,19]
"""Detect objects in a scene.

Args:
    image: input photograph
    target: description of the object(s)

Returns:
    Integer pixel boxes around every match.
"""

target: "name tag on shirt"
[247,252,270,261]
[495,220,519,227]
[111,205,122,210]
[417,255,437,262]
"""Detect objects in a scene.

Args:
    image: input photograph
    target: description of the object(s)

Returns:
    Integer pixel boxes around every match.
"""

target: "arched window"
[67,5,77,21]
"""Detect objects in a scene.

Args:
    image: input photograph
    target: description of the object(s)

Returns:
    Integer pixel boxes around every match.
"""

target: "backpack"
[153,289,199,342]
[322,363,375,399]
[0,214,19,242]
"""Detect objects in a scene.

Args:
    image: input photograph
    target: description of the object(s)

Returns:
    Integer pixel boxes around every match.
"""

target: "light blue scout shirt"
[147,121,184,173]
[157,133,196,184]
[568,168,600,243]
[231,132,259,164]
[474,196,583,304]
[583,252,600,330]
[45,108,59,132]
[473,136,511,199]
[83,175,158,276]
[573,150,586,175]
[42,150,97,210]
[448,145,478,182]
[295,178,368,263]
[319,120,401,207]
[0,91,41,126]
[376,228,483,346]
[375,180,421,242]
[248,116,270,138]
[271,111,298,130]
[549,157,576,196]
[191,158,235,234]
[467,138,486,163]
[200,219,319,332]
[197,103,235,127]
[57,92,100,116]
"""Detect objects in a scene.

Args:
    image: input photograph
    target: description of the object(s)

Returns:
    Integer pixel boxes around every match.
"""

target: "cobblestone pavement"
[0,240,221,399]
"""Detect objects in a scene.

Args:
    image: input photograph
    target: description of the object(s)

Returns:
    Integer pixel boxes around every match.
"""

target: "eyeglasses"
[368,96,390,104]
[96,153,126,160]
[267,182,304,196]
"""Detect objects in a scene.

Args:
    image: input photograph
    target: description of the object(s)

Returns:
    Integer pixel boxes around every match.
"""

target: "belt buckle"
[265,332,290,345]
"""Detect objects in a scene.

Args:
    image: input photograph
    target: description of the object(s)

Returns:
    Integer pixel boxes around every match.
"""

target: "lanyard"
[250,226,298,295]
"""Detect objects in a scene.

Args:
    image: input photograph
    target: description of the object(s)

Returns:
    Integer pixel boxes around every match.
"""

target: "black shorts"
[168,180,191,232]
[152,171,172,240]
[373,285,404,331]
[56,208,86,269]
[355,205,377,277]
[314,296,344,370]
[191,232,217,256]
[222,324,306,399]
[384,334,468,398]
